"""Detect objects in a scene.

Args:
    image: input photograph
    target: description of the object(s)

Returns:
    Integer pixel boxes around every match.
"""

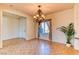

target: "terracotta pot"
[66,43,71,47]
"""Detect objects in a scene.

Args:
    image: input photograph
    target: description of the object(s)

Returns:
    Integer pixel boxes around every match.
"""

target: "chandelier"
[33,5,46,22]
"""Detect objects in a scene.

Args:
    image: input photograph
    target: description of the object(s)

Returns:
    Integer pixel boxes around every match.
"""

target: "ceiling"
[0,3,74,16]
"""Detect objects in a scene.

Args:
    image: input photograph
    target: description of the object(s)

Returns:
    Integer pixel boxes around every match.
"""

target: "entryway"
[2,12,27,47]
[38,19,52,41]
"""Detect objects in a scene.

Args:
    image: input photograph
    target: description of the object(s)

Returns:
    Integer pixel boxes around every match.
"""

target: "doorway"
[2,12,27,47]
[39,19,52,41]
[19,17,26,39]
[2,12,27,40]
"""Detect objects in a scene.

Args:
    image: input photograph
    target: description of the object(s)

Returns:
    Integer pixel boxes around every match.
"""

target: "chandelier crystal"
[33,5,46,22]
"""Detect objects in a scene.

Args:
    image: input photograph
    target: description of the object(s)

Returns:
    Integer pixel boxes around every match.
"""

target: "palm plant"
[58,23,75,44]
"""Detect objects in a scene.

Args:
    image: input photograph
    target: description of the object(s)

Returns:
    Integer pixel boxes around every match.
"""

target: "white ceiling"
[1,3,74,16]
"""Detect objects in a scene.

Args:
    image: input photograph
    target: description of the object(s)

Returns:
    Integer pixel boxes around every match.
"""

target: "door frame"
[38,19,52,41]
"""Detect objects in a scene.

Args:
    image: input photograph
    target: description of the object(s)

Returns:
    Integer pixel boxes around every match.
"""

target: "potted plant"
[58,23,75,47]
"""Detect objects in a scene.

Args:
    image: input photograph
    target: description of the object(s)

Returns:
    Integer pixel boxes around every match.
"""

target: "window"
[40,21,49,34]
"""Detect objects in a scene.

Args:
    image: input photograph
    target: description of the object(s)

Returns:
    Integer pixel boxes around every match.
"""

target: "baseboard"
[27,38,38,40]
[52,40,74,47]
[3,38,26,41]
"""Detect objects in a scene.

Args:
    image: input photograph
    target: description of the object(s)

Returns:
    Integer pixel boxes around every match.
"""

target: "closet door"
[19,18,26,39]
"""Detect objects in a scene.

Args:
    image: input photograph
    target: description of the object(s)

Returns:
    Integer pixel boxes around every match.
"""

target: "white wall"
[26,17,36,40]
[74,4,79,37]
[74,4,79,50]
[47,8,74,44]
[0,11,2,48]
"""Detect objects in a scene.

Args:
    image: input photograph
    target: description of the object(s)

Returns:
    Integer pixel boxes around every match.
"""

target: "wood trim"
[49,19,52,40]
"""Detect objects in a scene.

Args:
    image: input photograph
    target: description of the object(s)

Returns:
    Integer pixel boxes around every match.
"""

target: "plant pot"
[66,43,71,47]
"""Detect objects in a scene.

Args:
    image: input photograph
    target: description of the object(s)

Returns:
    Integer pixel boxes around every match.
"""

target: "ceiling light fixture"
[33,5,46,22]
